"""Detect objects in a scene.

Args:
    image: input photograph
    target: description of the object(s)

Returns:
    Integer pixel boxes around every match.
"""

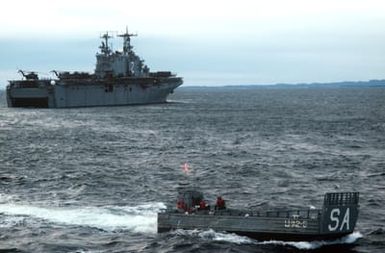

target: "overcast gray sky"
[1,0,385,87]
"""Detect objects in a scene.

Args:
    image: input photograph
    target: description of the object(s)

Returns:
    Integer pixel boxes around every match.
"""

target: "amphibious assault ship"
[6,29,183,108]
[158,187,360,242]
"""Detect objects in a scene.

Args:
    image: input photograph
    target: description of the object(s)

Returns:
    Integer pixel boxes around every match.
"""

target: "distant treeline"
[182,79,385,89]
[270,79,385,88]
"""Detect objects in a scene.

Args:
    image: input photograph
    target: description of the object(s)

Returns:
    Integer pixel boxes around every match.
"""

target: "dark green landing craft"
[158,191,359,242]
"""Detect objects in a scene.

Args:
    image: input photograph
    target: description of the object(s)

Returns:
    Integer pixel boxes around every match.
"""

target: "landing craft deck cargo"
[6,29,183,108]
[158,187,360,242]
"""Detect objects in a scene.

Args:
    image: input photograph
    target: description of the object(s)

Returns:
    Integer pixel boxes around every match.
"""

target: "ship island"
[6,29,183,108]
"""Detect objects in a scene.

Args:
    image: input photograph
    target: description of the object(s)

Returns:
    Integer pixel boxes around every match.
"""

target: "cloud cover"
[0,0,384,87]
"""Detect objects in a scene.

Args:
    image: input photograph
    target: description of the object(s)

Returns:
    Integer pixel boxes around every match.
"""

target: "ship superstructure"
[6,29,183,108]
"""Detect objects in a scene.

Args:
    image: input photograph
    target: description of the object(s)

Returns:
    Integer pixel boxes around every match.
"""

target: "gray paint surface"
[158,192,359,240]
[6,31,182,108]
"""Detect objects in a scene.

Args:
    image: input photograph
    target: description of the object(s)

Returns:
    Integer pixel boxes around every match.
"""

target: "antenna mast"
[118,27,137,54]
[100,32,112,55]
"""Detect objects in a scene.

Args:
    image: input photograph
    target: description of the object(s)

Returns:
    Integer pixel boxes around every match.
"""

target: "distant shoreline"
[180,79,385,89]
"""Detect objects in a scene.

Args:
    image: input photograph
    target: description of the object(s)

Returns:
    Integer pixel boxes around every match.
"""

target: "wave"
[0,216,26,228]
[0,202,165,234]
[256,231,363,250]
[173,229,253,244]
[172,229,362,249]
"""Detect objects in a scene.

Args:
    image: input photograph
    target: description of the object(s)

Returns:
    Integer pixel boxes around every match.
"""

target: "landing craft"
[6,29,183,108]
[158,188,359,242]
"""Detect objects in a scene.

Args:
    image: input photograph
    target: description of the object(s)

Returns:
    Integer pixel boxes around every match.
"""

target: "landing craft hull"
[6,78,182,108]
[158,192,359,242]
[158,212,353,242]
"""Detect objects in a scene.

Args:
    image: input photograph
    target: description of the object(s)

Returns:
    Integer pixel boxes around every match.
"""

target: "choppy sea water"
[0,87,384,253]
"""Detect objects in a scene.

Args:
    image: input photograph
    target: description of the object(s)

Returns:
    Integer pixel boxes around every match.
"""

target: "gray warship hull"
[6,29,183,108]
[158,192,360,242]
[6,77,182,108]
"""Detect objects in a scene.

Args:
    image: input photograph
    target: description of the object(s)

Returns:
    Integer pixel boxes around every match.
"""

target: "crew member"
[177,199,187,212]
[199,199,207,210]
[216,196,226,210]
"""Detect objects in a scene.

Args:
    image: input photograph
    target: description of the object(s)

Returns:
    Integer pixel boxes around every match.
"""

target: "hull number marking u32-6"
[284,215,308,228]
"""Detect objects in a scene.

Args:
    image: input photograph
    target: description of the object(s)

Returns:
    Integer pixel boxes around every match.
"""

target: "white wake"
[173,229,362,249]
[256,231,363,250]
[0,202,165,233]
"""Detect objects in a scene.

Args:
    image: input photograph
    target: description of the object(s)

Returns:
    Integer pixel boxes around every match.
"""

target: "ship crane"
[18,70,38,80]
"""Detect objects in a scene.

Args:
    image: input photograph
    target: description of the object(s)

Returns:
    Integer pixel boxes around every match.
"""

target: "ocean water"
[0,87,384,252]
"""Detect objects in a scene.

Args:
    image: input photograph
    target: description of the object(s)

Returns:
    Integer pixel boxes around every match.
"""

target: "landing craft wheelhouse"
[6,29,183,108]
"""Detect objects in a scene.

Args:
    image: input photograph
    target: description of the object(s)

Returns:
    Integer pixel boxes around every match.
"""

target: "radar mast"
[118,27,137,54]
[100,32,112,55]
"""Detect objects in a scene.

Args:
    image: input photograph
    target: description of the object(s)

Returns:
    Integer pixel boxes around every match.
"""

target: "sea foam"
[0,202,165,233]
[173,229,362,249]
